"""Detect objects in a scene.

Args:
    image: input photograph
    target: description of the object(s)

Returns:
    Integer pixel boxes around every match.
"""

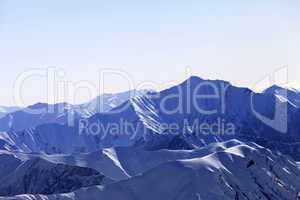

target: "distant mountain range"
[0,106,21,119]
[0,76,300,199]
[0,76,299,158]
[0,90,143,132]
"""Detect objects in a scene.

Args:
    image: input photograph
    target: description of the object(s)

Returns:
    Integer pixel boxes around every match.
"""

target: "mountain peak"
[264,84,300,94]
[181,75,231,87]
[187,75,204,81]
[263,84,285,93]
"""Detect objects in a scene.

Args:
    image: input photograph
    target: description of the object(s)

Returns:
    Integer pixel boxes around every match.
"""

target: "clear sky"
[0,0,299,106]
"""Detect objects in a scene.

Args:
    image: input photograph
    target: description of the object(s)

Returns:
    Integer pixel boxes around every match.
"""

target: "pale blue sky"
[0,0,299,106]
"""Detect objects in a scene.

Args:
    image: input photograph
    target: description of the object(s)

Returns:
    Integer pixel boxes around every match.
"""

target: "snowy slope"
[264,85,300,108]
[80,90,147,116]
[0,106,22,114]
[0,101,145,154]
[0,149,130,181]
[0,103,81,132]
[0,106,21,119]
[5,141,300,200]
[0,139,244,181]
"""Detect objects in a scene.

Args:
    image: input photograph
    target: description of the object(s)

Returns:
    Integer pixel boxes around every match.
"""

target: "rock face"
[0,157,112,196]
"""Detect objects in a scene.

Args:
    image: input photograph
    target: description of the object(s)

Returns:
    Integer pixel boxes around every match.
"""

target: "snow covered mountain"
[0,90,141,132]
[132,77,300,159]
[0,103,82,132]
[0,106,21,119]
[0,106,22,114]
[0,140,244,181]
[0,101,144,154]
[3,141,300,200]
[1,76,300,200]
[0,76,300,160]
[264,84,300,108]
[80,89,146,116]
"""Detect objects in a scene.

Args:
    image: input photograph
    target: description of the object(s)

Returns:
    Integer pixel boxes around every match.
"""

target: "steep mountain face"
[264,85,300,107]
[5,142,300,200]
[132,77,300,159]
[0,151,22,178]
[80,90,146,116]
[0,154,112,197]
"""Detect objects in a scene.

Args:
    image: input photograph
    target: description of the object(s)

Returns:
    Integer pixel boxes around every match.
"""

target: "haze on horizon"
[0,0,299,106]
